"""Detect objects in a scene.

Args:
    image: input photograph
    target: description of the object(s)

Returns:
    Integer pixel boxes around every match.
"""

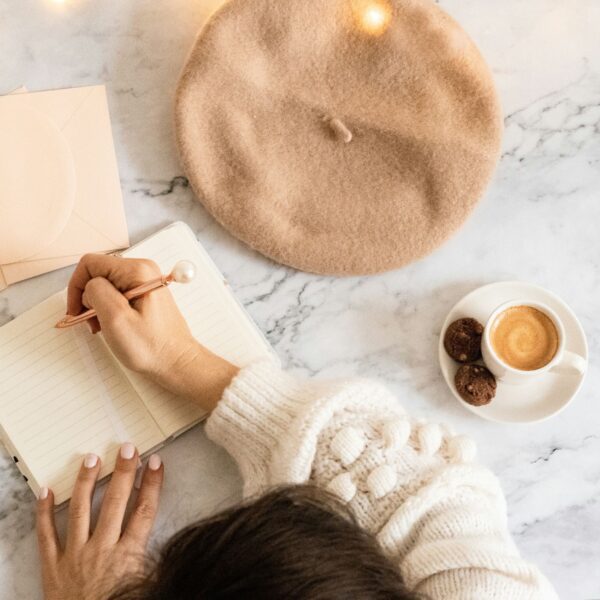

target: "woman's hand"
[67,254,238,411]
[37,445,163,600]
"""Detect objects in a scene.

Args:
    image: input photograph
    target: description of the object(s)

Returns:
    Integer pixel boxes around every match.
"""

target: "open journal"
[0,222,275,505]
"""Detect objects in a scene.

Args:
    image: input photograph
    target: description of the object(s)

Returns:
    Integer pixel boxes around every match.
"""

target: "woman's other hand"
[36,445,163,600]
[67,254,238,410]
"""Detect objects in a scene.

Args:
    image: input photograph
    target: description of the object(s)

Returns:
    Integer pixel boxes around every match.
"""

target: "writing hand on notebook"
[37,444,163,600]
[67,253,239,411]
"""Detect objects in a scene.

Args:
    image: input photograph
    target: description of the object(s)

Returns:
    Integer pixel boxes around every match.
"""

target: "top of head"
[170,260,196,284]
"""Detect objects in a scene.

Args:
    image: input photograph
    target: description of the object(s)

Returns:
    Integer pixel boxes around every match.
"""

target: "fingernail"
[38,487,48,500]
[120,442,135,460]
[84,453,98,469]
[148,454,162,471]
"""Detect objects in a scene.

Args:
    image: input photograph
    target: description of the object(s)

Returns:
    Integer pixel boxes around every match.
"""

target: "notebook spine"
[0,423,38,497]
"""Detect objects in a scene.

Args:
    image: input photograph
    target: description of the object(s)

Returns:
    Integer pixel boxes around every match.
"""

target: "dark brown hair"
[110,485,420,600]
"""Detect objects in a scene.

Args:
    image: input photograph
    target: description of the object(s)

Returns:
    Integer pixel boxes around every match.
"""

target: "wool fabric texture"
[175,0,503,275]
[206,360,557,598]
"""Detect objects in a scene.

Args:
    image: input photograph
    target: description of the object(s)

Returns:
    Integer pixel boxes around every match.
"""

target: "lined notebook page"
[0,293,164,504]
[121,222,274,437]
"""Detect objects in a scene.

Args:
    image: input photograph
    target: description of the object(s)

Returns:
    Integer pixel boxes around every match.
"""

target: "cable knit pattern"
[205,360,557,599]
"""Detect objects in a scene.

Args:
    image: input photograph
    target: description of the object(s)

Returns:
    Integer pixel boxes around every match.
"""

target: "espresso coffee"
[490,306,559,371]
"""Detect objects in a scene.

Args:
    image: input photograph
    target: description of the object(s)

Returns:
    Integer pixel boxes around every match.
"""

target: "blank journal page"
[0,292,163,504]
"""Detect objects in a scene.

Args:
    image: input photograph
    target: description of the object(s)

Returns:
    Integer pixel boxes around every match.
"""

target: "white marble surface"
[1,0,599,597]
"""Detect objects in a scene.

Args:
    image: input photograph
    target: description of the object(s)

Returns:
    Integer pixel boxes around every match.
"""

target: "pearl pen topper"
[54,260,197,329]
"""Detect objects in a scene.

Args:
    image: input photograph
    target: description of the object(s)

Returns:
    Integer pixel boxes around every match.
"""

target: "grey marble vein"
[1,1,599,598]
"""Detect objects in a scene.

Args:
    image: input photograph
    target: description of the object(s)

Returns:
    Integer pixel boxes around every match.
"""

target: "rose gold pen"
[54,260,196,329]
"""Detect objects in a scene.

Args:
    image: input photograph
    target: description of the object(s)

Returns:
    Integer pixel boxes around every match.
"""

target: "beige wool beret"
[175,0,503,275]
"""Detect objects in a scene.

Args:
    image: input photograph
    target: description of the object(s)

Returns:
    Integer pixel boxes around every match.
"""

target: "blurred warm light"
[353,1,392,36]
[364,6,386,30]
[51,0,67,4]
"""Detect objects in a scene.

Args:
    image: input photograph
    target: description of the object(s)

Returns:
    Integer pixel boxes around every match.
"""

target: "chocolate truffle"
[454,364,497,406]
[444,318,484,363]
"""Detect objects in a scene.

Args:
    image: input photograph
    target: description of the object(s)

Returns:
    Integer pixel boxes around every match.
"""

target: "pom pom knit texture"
[206,360,557,599]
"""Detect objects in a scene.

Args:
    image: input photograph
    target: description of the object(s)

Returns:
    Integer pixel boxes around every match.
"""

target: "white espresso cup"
[481,299,586,385]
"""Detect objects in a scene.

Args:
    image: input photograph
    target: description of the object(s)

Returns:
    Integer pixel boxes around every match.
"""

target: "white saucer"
[438,281,588,424]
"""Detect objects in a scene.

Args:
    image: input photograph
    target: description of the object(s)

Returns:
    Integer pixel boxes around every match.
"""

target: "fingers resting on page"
[36,444,163,600]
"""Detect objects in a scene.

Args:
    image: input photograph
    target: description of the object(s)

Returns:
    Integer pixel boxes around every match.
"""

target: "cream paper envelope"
[0,85,129,290]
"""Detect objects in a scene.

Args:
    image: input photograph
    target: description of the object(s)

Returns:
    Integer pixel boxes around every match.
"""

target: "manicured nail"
[148,454,162,471]
[84,453,98,469]
[38,487,48,500]
[120,442,135,460]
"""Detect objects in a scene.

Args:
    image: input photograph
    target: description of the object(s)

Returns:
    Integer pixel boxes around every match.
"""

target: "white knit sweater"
[205,360,557,599]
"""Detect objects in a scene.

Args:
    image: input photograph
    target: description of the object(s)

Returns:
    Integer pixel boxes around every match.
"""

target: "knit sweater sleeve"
[205,360,557,599]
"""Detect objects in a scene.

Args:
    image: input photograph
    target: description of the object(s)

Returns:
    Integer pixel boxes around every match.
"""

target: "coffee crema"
[490,305,559,371]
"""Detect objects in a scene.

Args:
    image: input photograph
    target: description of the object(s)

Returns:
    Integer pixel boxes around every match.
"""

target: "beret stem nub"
[327,117,353,144]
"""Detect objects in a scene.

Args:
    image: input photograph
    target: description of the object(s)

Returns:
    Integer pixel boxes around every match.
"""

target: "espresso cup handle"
[551,351,587,376]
